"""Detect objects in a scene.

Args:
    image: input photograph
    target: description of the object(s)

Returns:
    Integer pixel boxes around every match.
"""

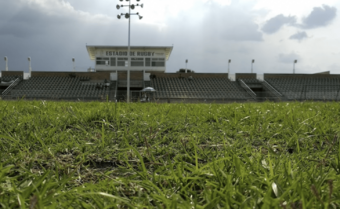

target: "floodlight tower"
[28,57,32,76]
[72,58,75,72]
[117,0,143,103]
[185,59,188,73]
[228,59,231,75]
[293,60,297,74]
[251,59,255,73]
[4,57,8,71]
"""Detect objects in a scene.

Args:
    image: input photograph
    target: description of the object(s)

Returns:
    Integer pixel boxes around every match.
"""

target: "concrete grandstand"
[1,70,340,102]
[1,45,340,102]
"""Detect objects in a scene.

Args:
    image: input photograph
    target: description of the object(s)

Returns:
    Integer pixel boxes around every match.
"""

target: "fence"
[115,90,283,102]
[2,89,340,102]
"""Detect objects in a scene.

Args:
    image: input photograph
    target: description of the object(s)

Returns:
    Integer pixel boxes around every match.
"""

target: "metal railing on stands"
[238,79,257,100]
[262,80,283,97]
[0,95,112,101]
[2,88,340,102]
[117,90,257,102]
[2,77,21,95]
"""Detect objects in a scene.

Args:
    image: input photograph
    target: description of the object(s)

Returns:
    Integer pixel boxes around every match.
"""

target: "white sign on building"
[86,45,173,72]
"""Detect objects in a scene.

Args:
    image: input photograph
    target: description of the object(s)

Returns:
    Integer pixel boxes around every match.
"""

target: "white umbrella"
[141,87,156,92]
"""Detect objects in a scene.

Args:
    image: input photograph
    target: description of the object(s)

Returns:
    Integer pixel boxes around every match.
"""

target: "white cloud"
[254,0,338,20]
[278,52,300,63]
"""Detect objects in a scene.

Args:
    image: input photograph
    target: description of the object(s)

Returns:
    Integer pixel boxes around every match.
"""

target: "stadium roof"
[86,45,173,61]
[314,71,330,74]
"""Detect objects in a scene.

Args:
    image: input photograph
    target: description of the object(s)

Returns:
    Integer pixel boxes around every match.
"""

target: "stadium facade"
[86,45,173,73]
[1,45,340,102]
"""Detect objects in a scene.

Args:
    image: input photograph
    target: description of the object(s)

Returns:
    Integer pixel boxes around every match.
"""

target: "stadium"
[3,0,340,207]
[1,45,339,102]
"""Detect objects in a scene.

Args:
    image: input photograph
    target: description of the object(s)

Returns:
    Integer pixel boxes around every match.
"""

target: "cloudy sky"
[0,0,339,74]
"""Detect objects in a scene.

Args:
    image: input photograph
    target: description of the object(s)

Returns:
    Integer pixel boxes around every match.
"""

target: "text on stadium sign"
[106,51,157,56]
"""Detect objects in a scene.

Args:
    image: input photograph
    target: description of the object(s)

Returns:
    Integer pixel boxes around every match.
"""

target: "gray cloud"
[278,52,300,64]
[289,31,308,41]
[0,0,267,73]
[4,1,339,74]
[262,14,296,34]
[302,5,337,28]
[0,3,79,38]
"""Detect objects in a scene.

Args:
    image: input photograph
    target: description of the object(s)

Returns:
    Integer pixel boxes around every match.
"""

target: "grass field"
[1,100,340,208]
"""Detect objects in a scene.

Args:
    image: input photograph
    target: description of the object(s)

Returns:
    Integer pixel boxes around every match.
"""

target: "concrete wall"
[110,72,117,81]
[118,71,143,80]
[96,67,165,72]
[1,71,24,77]
[236,73,256,79]
[31,71,110,80]
[264,74,340,79]
[144,73,151,81]
[150,72,229,79]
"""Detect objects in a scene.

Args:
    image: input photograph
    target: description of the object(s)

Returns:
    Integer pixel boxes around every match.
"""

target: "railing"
[262,80,283,97]
[3,89,340,102]
[2,78,21,95]
[115,90,259,102]
[238,79,256,100]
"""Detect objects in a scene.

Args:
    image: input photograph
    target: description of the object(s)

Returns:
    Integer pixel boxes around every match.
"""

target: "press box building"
[86,45,173,85]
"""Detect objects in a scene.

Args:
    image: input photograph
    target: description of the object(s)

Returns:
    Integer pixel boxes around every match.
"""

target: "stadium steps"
[108,81,117,101]
[237,79,257,100]
[2,77,24,97]
[240,78,286,101]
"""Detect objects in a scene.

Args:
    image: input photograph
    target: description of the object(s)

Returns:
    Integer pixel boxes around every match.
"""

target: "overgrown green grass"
[1,100,340,208]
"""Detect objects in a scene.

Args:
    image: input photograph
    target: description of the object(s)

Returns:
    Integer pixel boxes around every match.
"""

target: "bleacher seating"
[8,76,111,100]
[149,77,250,100]
[3,73,340,102]
[266,78,340,100]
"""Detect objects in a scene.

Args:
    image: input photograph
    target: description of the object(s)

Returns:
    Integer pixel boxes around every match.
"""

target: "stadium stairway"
[1,76,23,97]
[108,81,117,101]
[239,79,286,101]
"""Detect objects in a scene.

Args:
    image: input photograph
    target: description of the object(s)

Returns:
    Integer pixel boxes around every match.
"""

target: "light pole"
[4,57,8,71]
[72,58,75,72]
[185,59,188,73]
[293,60,297,74]
[28,57,32,76]
[228,59,231,75]
[251,59,255,73]
[117,0,143,103]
